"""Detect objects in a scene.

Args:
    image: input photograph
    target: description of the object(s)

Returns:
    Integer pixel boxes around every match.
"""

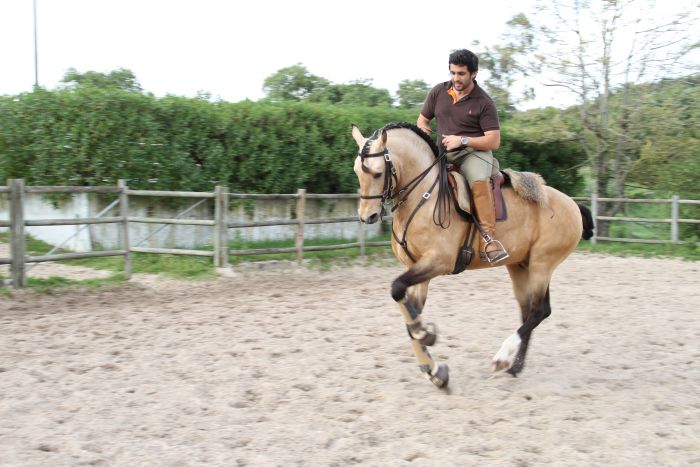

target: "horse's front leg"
[392,259,450,388]
[402,281,437,346]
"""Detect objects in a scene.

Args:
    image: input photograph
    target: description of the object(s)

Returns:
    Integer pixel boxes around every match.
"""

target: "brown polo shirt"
[421,80,500,138]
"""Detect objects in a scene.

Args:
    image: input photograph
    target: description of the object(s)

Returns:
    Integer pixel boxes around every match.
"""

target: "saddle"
[447,168,508,221]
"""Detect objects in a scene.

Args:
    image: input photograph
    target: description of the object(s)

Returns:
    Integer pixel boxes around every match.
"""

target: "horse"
[351,122,594,389]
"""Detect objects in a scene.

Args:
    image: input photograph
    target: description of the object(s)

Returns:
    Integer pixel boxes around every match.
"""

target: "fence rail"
[573,195,698,245]
[25,216,124,226]
[0,180,387,289]
[126,189,215,198]
[2,180,697,289]
[24,186,121,194]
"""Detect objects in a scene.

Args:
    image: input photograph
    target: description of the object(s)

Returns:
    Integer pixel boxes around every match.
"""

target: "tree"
[503,0,698,234]
[477,13,538,115]
[262,64,329,102]
[262,66,394,107]
[60,68,142,92]
[626,76,700,198]
[309,79,392,107]
[396,79,431,109]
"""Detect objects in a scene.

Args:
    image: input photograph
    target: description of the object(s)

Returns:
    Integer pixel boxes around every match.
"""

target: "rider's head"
[449,49,479,73]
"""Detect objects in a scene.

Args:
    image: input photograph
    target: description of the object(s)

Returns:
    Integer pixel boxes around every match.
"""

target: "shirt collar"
[447,80,480,104]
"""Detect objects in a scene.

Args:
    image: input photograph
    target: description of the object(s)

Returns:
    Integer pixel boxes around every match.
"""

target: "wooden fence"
[573,195,700,245]
[2,180,698,288]
[0,180,390,289]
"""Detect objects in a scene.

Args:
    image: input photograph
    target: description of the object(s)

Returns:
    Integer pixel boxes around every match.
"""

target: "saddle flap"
[447,171,471,214]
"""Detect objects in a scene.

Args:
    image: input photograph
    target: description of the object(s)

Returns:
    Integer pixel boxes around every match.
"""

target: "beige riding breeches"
[446,148,500,187]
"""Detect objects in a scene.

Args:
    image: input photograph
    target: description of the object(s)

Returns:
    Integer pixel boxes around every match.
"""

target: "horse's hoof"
[492,333,521,372]
[429,363,449,388]
[506,357,525,377]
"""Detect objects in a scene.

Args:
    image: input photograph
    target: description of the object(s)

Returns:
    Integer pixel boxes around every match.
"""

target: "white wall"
[0,193,385,252]
[0,193,92,251]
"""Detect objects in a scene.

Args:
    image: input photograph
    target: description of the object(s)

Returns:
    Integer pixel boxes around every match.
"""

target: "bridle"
[358,148,397,219]
[358,143,447,261]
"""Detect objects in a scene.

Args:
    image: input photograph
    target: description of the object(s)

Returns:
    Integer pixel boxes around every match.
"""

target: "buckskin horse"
[352,122,594,389]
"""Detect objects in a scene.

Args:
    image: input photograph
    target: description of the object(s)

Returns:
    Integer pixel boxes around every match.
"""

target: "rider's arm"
[441,130,500,151]
[417,114,433,135]
[463,130,500,151]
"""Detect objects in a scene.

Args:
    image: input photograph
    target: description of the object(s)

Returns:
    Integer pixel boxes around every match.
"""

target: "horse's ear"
[351,124,365,148]
[379,129,388,148]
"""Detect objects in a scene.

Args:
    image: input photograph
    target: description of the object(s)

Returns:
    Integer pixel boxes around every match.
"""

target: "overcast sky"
[1,0,697,109]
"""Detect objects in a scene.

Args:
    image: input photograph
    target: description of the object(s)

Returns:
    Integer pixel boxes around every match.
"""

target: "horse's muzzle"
[361,212,380,224]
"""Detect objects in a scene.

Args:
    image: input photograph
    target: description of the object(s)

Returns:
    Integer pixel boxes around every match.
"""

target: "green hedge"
[0,88,584,194]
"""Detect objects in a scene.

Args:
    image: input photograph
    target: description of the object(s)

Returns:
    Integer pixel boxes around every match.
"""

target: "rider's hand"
[441,134,461,151]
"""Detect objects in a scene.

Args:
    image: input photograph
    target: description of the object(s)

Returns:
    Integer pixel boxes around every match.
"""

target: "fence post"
[671,194,679,243]
[357,189,365,258]
[590,191,598,245]
[222,187,229,267]
[296,189,306,263]
[9,179,26,288]
[214,186,221,267]
[118,180,132,279]
[214,185,229,267]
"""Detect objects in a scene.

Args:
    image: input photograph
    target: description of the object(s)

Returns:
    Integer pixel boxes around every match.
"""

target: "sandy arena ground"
[1,252,699,466]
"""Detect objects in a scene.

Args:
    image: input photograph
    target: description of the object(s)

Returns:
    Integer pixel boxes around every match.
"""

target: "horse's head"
[351,124,393,224]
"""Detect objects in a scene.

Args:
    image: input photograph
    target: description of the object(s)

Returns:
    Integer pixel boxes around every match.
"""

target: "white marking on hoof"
[493,332,521,371]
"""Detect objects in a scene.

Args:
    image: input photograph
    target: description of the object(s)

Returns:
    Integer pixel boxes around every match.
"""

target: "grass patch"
[25,274,126,294]
[67,253,215,280]
[129,253,215,279]
[228,234,396,268]
[1,232,215,280]
[577,239,700,261]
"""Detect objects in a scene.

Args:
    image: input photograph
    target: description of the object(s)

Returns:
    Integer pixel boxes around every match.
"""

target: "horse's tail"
[578,204,595,240]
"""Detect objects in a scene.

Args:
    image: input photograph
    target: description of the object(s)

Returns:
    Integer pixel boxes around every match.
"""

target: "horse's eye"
[373,173,382,179]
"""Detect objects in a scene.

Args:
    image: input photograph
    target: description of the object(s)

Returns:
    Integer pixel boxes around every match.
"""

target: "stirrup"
[483,238,509,264]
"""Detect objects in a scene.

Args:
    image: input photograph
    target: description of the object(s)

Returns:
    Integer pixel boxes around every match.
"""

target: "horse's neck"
[391,141,436,184]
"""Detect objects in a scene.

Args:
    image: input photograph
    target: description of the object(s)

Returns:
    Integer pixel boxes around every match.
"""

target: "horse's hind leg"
[506,287,551,376]
[493,264,552,375]
[392,262,449,388]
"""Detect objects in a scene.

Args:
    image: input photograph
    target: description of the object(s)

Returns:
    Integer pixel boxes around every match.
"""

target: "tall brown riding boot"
[471,179,509,264]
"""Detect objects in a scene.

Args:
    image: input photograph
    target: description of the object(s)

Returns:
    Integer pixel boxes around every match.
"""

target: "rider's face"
[449,64,476,91]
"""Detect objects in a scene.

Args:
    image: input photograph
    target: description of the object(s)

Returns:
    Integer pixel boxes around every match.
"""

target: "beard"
[452,77,470,91]
[452,76,472,91]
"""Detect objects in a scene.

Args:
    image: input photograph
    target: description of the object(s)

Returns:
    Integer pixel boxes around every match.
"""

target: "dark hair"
[449,49,479,73]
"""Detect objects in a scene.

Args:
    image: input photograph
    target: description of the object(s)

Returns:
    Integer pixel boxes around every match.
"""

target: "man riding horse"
[417,48,508,264]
